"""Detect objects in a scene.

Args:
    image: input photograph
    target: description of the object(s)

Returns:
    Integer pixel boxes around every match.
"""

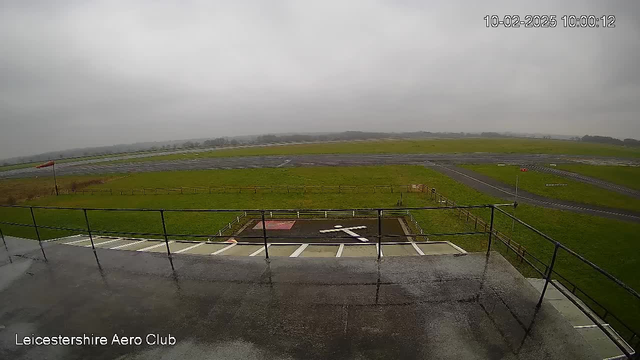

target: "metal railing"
[0,202,638,358]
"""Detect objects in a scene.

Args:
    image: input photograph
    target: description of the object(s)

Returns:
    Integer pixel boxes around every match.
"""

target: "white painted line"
[290,244,309,257]
[45,234,83,243]
[336,244,344,257]
[249,244,270,256]
[64,237,92,245]
[111,240,146,249]
[446,241,468,254]
[86,238,122,247]
[138,241,172,252]
[411,242,425,256]
[212,243,237,255]
[320,225,369,242]
[573,324,609,329]
[276,159,291,168]
[175,242,204,254]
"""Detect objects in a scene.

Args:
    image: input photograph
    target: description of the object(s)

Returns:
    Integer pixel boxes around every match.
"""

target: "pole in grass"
[35,160,58,196]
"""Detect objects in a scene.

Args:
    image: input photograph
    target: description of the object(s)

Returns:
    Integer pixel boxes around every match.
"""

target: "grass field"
[461,164,640,213]
[556,164,640,191]
[94,138,640,165]
[1,165,638,336]
[0,175,115,204]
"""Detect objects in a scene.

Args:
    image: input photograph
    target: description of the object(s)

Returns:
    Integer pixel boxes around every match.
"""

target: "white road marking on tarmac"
[249,244,270,256]
[64,237,93,245]
[175,242,204,253]
[411,242,425,256]
[138,241,173,252]
[290,244,309,257]
[212,243,237,255]
[276,159,291,168]
[336,244,344,257]
[111,240,147,249]
[320,225,369,242]
[85,238,122,247]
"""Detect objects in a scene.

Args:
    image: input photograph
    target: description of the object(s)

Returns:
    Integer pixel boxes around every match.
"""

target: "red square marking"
[252,220,296,230]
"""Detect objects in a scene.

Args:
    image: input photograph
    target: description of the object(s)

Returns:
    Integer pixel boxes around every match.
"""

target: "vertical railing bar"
[261,211,269,259]
[160,210,174,271]
[83,209,100,266]
[0,227,11,263]
[537,242,560,308]
[487,206,495,255]
[377,209,382,260]
[29,207,47,261]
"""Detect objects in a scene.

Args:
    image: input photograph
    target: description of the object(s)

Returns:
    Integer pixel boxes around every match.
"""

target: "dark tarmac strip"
[3,153,640,179]
[431,164,640,223]
[0,237,598,360]
[528,165,640,199]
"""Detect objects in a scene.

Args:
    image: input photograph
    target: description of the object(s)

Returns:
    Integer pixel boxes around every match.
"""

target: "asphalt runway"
[3,152,640,179]
[431,164,640,223]
[0,236,598,360]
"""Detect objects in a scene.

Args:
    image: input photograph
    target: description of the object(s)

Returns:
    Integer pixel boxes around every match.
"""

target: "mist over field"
[1,0,639,158]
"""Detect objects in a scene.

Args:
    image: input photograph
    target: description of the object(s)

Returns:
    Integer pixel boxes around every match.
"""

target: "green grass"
[556,164,640,191]
[0,175,115,204]
[461,164,640,213]
[94,138,640,165]
[1,165,638,337]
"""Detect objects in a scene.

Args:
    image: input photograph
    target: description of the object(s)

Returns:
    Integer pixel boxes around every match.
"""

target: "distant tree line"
[581,135,640,147]
[5,131,639,167]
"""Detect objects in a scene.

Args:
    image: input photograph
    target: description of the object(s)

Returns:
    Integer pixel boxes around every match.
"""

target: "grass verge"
[461,164,640,212]
[556,164,640,191]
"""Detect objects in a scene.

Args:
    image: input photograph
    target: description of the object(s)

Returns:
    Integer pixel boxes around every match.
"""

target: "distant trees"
[203,138,229,147]
[581,135,640,147]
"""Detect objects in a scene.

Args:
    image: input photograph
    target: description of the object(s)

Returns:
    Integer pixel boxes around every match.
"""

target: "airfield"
[1,138,639,359]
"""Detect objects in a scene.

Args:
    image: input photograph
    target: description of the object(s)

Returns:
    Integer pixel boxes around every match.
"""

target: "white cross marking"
[319,225,369,242]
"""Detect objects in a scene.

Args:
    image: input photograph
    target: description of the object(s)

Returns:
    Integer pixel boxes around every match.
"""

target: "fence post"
[261,211,269,259]
[29,207,47,261]
[83,209,100,266]
[487,206,495,255]
[537,242,560,307]
[160,210,174,271]
[377,209,382,260]
[1,228,11,264]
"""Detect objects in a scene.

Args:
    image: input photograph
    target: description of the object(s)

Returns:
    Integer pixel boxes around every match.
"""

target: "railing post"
[537,242,560,308]
[377,209,382,260]
[261,211,269,259]
[83,209,100,266]
[160,210,174,271]
[487,206,495,255]
[1,228,11,264]
[29,207,47,261]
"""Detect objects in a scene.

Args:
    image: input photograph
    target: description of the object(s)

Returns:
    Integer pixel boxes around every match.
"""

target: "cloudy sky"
[1,0,639,158]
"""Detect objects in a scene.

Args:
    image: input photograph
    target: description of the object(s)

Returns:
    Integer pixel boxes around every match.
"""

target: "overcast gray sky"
[1,0,639,158]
